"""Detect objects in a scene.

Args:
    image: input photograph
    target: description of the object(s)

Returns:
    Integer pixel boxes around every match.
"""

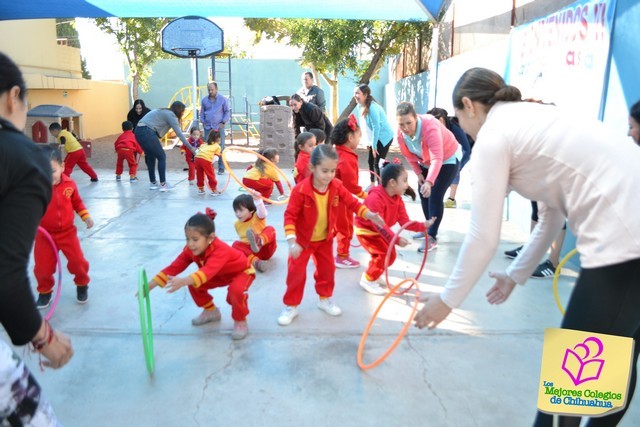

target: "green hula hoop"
[138,267,155,375]
[552,248,578,316]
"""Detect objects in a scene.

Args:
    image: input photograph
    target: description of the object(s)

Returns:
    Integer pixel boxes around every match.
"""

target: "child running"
[293,132,316,184]
[355,160,435,295]
[146,208,255,340]
[182,126,204,185]
[48,122,98,182]
[195,130,222,196]
[35,147,93,308]
[232,189,278,273]
[332,114,367,269]
[278,144,384,326]
[242,147,286,202]
[114,120,143,182]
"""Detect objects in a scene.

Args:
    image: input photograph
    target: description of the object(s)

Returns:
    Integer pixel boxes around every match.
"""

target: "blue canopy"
[0,0,445,21]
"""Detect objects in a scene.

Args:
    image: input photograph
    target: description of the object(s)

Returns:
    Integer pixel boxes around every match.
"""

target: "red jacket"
[354,185,425,241]
[294,151,311,184]
[114,130,143,154]
[335,145,366,198]
[181,136,203,153]
[153,237,254,288]
[40,174,90,233]
[284,176,370,248]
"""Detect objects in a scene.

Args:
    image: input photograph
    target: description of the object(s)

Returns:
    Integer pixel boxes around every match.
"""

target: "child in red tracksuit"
[114,120,144,182]
[332,114,367,269]
[147,208,255,340]
[293,132,316,184]
[354,161,435,295]
[232,189,277,273]
[242,147,286,201]
[49,122,98,182]
[182,126,204,185]
[277,144,384,326]
[195,130,222,196]
[34,148,93,309]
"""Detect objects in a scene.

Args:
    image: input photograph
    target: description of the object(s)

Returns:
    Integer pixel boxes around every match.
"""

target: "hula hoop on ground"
[138,267,155,375]
[552,248,578,316]
[221,146,293,205]
[357,278,421,370]
[37,226,62,321]
[384,221,428,295]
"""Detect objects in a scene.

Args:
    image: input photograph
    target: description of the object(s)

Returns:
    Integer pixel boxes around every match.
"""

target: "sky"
[75,17,302,82]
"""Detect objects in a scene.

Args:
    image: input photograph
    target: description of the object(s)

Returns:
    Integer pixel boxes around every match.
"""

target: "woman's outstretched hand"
[414,293,452,330]
[486,271,517,305]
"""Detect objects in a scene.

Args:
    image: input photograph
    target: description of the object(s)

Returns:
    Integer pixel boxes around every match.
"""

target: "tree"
[244,19,431,122]
[93,18,169,103]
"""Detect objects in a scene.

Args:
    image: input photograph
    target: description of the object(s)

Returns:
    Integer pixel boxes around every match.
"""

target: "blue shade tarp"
[0,0,445,22]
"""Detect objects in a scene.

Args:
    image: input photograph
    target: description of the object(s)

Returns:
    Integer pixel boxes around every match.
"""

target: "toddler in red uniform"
[293,132,316,184]
[232,189,277,273]
[332,114,367,269]
[355,161,435,295]
[114,120,143,182]
[277,144,384,326]
[35,148,93,308]
[147,209,255,340]
[182,126,204,185]
[195,130,222,196]
[242,148,286,201]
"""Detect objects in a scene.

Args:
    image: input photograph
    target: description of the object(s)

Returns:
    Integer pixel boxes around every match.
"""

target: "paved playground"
[3,165,640,427]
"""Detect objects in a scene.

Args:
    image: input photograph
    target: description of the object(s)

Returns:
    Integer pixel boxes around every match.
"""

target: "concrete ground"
[5,164,640,427]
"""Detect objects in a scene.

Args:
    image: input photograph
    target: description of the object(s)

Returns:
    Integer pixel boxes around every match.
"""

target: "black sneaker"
[90,178,99,182]
[76,286,89,304]
[504,245,523,259]
[217,169,225,175]
[36,293,52,309]
[531,259,556,279]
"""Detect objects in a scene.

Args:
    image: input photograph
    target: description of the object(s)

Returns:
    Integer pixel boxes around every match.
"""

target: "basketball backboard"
[161,16,224,58]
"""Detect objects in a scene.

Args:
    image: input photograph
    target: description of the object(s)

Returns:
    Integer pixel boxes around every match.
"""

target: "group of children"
[35,114,430,341]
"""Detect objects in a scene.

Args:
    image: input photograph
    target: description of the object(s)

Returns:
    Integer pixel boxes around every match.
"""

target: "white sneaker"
[159,183,174,192]
[277,306,298,326]
[149,182,159,190]
[317,298,342,316]
[359,274,387,295]
[188,180,195,186]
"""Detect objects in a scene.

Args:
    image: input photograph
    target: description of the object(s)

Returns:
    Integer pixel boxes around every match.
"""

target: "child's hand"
[212,155,219,164]
[165,275,191,293]
[288,241,302,259]
[84,218,94,229]
[424,217,437,229]
[366,211,385,228]
[247,188,262,199]
[397,237,409,247]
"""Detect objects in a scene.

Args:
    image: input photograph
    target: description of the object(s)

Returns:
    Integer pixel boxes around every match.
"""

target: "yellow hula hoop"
[221,146,293,205]
[552,248,578,316]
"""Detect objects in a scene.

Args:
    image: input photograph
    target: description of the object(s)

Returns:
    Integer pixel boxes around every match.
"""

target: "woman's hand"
[486,271,517,305]
[420,181,432,198]
[414,293,452,329]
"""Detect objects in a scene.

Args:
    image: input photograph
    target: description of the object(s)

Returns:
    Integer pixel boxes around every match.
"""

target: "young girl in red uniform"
[147,209,255,340]
[355,161,434,295]
[114,120,144,182]
[278,144,385,326]
[34,148,94,308]
[195,130,221,196]
[293,132,316,184]
[332,114,367,269]
[232,189,278,273]
[182,126,204,185]
[242,148,286,201]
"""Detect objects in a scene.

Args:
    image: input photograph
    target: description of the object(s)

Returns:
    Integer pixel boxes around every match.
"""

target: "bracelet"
[31,320,54,352]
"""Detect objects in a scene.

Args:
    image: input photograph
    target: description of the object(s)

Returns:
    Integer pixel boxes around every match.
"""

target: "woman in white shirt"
[414,67,640,426]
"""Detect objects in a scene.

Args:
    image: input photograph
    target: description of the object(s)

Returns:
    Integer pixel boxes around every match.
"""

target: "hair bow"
[197,207,217,220]
[392,158,402,165]
[347,114,358,132]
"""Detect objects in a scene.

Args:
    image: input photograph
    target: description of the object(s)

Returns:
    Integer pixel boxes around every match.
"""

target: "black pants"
[419,161,459,239]
[367,139,392,183]
[134,126,167,184]
[533,257,640,426]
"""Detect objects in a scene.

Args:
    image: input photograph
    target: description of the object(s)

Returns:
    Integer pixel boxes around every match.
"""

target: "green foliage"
[56,18,81,48]
[80,57,92,80]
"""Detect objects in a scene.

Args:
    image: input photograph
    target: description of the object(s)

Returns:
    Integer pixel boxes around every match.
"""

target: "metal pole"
[191,57,198,125]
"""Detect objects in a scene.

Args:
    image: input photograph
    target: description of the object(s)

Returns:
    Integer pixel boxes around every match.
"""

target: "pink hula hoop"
[37,226,62,320]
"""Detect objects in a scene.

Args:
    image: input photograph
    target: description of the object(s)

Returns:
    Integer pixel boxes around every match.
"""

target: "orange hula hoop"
[357,278,421,370]
[384,220,428,295]
[221,146,293,205]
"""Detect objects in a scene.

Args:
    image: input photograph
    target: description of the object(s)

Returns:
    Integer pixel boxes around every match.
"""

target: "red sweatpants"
[242,177,274,199]
[232,226,277,265]
[335,205,354,258]
[34,226,90,294]
[187,271,255,321]
[115,149,138,177]
[183,151,196,181]
[356,234,396,281]
[64,149,98,180]
[195,157,218,191]
[283,238,335,306]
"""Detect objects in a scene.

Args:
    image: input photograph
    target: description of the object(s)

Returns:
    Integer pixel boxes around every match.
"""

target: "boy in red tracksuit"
[277,144,384,326]
[332,115,367,269]
[49,122,98,182]
[147,209,255,340]
[114,120,144,182]
[34,148,93,309]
